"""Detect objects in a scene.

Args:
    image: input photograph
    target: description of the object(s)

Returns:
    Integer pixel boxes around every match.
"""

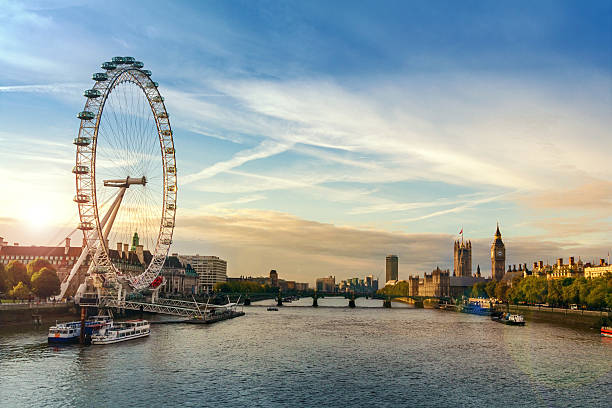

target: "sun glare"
[22,204,53,229]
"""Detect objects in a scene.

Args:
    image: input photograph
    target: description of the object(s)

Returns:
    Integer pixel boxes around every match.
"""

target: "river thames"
[1,297,610,407]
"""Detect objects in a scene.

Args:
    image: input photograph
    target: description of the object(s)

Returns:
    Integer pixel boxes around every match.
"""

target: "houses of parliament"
[453,224,506,281]
[400,225,507,298]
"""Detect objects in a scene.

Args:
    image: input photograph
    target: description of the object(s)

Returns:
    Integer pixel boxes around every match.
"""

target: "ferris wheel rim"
[74,58,177,291]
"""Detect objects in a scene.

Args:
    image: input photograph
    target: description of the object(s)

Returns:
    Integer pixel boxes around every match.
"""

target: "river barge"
[459,302,492,316]
[91,319,150,345]
[186,310,245,324]
[601,326,612,338]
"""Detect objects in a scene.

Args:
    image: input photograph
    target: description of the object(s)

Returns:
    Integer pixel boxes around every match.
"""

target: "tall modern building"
[316,276,336,292]
[177,254,227,293]
[453,240,472,277]
[269,269,279,287]
[491,224,506,282]
[385,255,398,282]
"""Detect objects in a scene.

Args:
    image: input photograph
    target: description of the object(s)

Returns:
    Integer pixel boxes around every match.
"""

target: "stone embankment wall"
[495,304,610,328]
[0,302,80,325]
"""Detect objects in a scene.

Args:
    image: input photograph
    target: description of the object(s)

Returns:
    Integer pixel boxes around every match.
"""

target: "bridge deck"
[101,298,203,317]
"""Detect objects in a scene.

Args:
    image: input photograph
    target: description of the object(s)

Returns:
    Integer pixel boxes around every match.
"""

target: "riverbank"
[494,304,610,329]
[0,302,79,325]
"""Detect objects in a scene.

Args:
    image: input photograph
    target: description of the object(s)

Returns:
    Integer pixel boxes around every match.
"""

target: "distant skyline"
[1,1,611,283]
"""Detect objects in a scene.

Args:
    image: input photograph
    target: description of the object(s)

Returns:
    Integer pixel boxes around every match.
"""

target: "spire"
[495,222,501,238]
[130,231,139,251]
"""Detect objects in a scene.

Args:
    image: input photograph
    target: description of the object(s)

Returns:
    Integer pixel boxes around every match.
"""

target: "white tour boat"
[91,319,150,345]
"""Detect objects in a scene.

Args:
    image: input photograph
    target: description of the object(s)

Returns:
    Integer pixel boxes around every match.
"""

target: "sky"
[0,0,611,284]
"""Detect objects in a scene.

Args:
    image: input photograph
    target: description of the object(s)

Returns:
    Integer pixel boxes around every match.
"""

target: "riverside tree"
[6,261,28,288]
[27,258,54,278]
[31,267,61,299]
[9,281,32,300]
[0,263,7,294]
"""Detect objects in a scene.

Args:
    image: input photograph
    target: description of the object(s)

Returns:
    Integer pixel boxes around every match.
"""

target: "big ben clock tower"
[491,223,505,281]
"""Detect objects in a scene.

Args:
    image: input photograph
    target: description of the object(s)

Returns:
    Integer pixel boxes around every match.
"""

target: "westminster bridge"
[209,291,453,308]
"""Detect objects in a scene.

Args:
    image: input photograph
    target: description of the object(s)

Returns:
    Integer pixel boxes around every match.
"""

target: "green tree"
[9,281,32,300]
[585,285,606,309]
[30,267,61,299]
[546,280,562,306]
[6,261,28,288]
[27,258,54,277]
[484,281,497,298]
[494,282,509,302]
[0,263,7,294]
[377,281,412,297]
[214,280,267,294]
[562,283,579,305]
[521,276,547,304]
[470,282,487,298]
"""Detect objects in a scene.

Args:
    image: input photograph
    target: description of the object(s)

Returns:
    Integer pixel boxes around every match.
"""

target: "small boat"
[492,312,525,326]
[267,307,278,311]
[601,326,612,338]
[48,321,81,344]
[91,319,150,345]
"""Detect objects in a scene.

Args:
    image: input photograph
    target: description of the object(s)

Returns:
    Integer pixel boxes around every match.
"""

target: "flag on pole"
[459,228,463,235]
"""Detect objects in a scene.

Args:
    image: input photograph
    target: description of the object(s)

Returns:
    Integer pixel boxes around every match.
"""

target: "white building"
[176,254,227,293]
[584,263,612,279]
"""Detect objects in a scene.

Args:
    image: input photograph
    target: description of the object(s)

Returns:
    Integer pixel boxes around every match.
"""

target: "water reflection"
[0,299,609,407]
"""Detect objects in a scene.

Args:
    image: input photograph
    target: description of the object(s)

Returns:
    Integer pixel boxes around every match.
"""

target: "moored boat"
[492,312,525,326]
[48,315,113,344]
[459,302,492,316]
[91,320,150,345]
[601,326,612,338]
[48,322,81,343]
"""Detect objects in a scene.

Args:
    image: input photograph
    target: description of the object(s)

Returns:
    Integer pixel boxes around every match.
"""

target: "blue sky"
[1,1,611,283]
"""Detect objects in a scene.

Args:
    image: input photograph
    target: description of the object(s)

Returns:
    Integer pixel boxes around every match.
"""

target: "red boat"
[601,326,612,338]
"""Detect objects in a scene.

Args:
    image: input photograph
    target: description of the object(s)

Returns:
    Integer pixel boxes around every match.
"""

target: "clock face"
[497,251,503,257]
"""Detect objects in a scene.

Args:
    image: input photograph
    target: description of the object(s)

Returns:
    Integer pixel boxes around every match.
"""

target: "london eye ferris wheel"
[72,57,177,294]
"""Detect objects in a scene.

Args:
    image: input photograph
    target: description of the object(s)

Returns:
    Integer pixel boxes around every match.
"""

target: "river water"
[0,297,610,407]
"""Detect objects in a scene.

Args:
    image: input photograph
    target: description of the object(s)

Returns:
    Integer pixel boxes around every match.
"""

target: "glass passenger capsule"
[167,203,176,210]
[151,96,164,103]
[161,239,172,245]
[164,147,175,154]
[102,62,116,70]
[167,166,176,174]
[78,222,94,231]
[112,56,125,64]
[142,69,152,76]
[73,137,91,146]
[164,221,174,228]
[123,57,135,64]
[73,194,90,203]
[72,165,90,174]
[157,112,168,119]
[146,81,159,88]
[84,89,101,98]
[92,72,108,81]
[167,185,176,192]
[78,111,95,120]
[161,130,172,136]
[132,61,144,69]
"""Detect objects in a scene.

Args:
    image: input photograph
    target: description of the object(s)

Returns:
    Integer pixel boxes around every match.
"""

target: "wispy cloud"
[182,140,292,184]
[0,83,82,93]
[400,193,511,222]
